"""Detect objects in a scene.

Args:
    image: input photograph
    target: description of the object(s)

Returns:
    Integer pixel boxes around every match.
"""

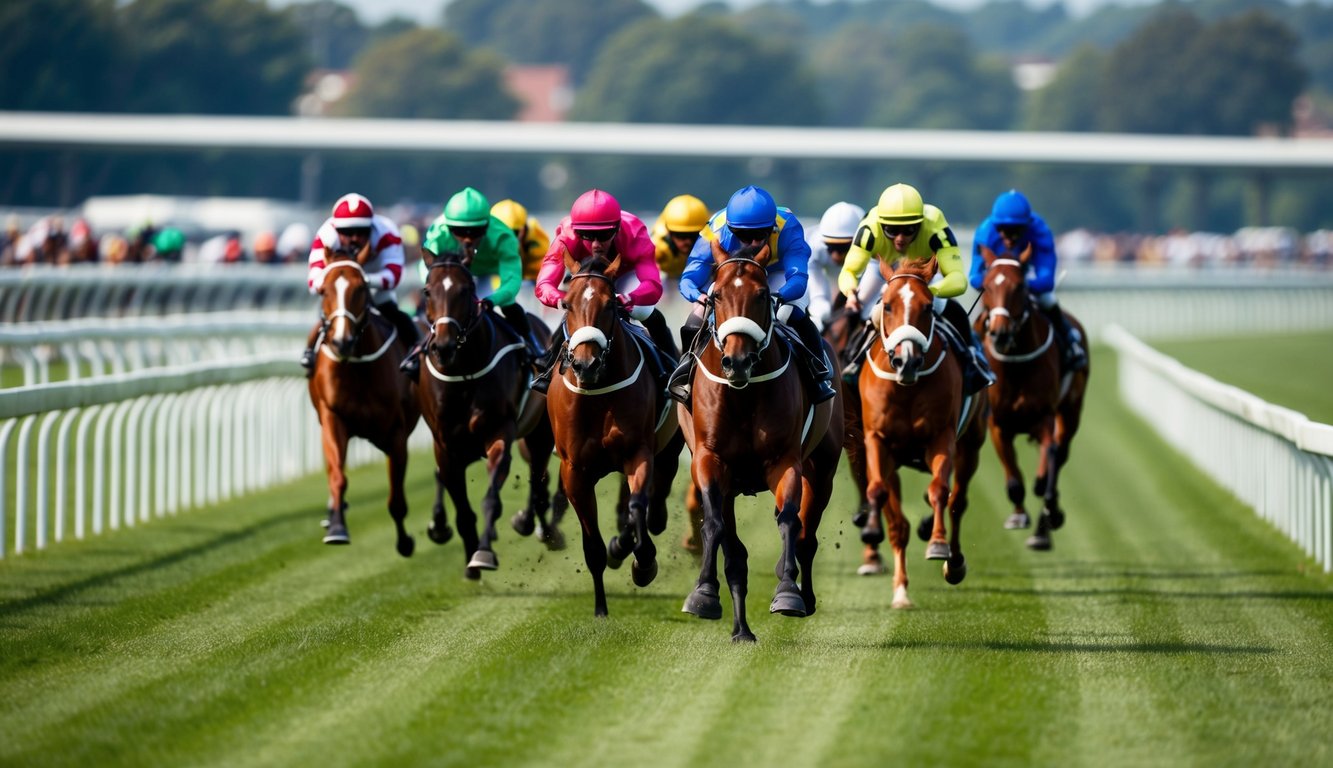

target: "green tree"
[1024,44,1105,132]
[1098,9,1204,134]
[443,0,656,85]
[1182,11,1307,135]
[287,1,369,70]
[336,28,519,119]
[119,0,308,114]
[0,0,123,111]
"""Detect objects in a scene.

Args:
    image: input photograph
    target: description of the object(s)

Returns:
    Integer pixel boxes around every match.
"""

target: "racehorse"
[545,249,684,617]
[976,244,1090,550]
[307,243,420,557]
[822,305,882,575]
[416,248,563,579]
[678,241,844,642]
[857,255,987,609]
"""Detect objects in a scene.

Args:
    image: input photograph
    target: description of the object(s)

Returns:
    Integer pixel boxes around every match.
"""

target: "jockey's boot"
[501,303,545,363]
[300,324,322,378]
[841,319,873,383]
[1044,302,1088,371]
[640,309,678,392]
[399,338,424,376]
[376,300,422,377]
[942,299,994,396]
[790,311,836,404]
[668,316,705,406]
[530,325,566,396]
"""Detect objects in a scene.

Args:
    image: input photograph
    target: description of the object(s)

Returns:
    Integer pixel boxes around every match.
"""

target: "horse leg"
[866,435,911,608]
[923,435,954,562]
[617,448,657,588]
[682,452,725,621]
[796,470,827,616]
[944,431,983,586]
[468,432,514,572]
[682,479,704,556]
[1029,421,1059,551]
[541,474,569,551]
[843,388,871,527]
[769,460,806,618]
[426,444,453,545]
[648,432,683,537]
[992,422,1030,530]
[720,498,754,643]
[442,461,482,579]
[385,435,415,558]
[562,461,609,617]
[320,415,351,545]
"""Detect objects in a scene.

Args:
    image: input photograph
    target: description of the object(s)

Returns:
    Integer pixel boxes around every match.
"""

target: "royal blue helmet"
[725,185,778,230]
[990,189,1033,227]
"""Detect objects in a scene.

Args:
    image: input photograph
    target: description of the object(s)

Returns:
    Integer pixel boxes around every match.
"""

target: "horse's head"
[421,248,479,368]
[319,241,373,359]
[980,242,1033,353]
[709,239,774,387]
[560,246,624,386]
[877,255,938,385]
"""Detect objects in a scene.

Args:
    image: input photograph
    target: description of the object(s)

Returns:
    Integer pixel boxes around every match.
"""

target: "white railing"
[0,312,310,387]
[0,356,429,558]
[1105,324,1333,571]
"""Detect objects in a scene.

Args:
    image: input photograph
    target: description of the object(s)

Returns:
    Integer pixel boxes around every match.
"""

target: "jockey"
[650,194,710,280]
[151,227,186,263]
[970,189,1088,371]
[805,201,867,330]
[838,183,994,394]
[300,193,419,375]
[491,198,551,285]
[531,188,674,395]
[672,185,836,404]
[408,187,539,376]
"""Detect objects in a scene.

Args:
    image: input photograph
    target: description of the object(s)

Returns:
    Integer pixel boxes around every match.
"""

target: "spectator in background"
[1,214,20,266]
[222,232,245,264]
[253,231,279,264]
[278,222,313,264]
[101,234,129,265]
[66,219,96,264]
[151,227,186,263]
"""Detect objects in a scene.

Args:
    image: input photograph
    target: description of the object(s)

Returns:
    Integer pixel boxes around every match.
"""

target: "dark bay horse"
[417,249,562,579]
[545,250,684,617]
[976,245,1090,550]
[307,245,420,556]
[857,256,987,609]
[679,241,844,642]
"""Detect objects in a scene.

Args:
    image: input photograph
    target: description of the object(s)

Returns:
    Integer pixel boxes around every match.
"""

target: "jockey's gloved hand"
[479,298,495,312]
[680,279,702,302]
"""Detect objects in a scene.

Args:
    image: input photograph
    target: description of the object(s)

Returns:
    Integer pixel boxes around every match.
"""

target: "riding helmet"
[725,185,777,229]
[570,189,622,231]
[443,187,492,228]
[990,189,1033,227]
[876,184,925,226]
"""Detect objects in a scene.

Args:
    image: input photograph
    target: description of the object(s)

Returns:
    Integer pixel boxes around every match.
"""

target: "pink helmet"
[570,189,621,231]
[331,193,374,229]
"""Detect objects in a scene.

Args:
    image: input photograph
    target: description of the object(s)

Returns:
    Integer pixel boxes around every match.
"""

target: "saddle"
[621,318,675,394]
[933,308,995,397]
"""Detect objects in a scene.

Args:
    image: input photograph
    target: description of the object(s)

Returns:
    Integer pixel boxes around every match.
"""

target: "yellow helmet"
[876,183,925,226]
[661,194,709,234]
[399,223,420,248]
[491,199,528,232]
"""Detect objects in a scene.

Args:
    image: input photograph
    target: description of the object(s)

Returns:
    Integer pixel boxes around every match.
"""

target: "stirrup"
[667,359,693,405]
[399,352,420,376]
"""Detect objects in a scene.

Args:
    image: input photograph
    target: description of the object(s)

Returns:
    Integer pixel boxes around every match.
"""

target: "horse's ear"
[604,253,623,279]
[355,238,372,265]
[710,237,728,266]
[561,240,579,275]
[879,255,895,282]
[459,250,473,269]
[1018,241,1034,266]
[979,244,998,268]
[754,243,772,266]
[323,245,337,262]
[923,255,939,277]
[422,248,438,268]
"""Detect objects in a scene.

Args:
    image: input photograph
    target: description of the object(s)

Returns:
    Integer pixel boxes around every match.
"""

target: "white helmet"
[819,202,866,242]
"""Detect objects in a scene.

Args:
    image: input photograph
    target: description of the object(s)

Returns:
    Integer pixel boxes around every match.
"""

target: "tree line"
[2,0,1329,232]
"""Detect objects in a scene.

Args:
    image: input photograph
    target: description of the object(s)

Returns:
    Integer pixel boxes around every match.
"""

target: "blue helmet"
[990,189,1033,227]
[725,185,777,229]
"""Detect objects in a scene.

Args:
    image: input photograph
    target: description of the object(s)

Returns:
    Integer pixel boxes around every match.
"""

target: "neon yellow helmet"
[661,194,709,234]
[491,199,528,232]
[876,183,925,226]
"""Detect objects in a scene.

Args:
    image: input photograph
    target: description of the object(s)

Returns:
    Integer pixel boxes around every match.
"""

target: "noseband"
[426,261,484,346]
[563,270,619,370]
[880,271,936,354]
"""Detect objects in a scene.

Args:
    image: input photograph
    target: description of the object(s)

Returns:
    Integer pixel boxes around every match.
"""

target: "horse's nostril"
[720,355,733,369]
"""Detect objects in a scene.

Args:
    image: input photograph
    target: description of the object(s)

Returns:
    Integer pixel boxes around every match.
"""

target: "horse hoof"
[732,631,757,644]
[770,591,807,617]
[397,535,415,558]
[647,505,667,536]
[925,540,951,561]
[851,507,870,529]
[427,520,453,545]
[682,585,723,620]
[916,513,933,542]
[467,550,499,571]
[1004,512,1030,530]
[944,557,967,585]
[1046,508,1066,530]
[859,526,885,545]
[1026,534,1052,551]
[856,561,886,576]
[464,566,482,581]
[541,525,566,551]
[891,586,914,610]
[631,558,658,588]
[606,538,626,570]
[323,525,350,545]
[511,511,536,537]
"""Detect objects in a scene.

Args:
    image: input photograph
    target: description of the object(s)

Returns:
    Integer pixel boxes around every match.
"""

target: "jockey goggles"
[880,222,921,238]
[727,225,772,244]
[574,228,617,242]
[997,224,1028,239]
[448,224,488,240]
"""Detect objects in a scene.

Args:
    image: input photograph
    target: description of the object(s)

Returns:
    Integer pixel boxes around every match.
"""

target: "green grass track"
[2,347,1330,767]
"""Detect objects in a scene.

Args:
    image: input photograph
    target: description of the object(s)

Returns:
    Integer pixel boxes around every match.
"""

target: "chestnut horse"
[857,256,987,609]
[678,241,844,642]
[416,249,563,579]
[545,250,684,617]
[307,245,420,556]
[976,245,1090,551]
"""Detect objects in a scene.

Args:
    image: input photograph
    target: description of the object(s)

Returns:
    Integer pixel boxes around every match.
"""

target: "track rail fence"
[1106,324,1333,571]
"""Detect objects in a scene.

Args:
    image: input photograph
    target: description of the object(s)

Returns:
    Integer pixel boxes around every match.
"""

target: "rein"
[558,270,643,395]
[695,256,789,389]
[982,258,1054,363]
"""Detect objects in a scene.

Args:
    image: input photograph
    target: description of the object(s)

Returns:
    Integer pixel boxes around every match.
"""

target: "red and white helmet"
[570,189,621,231]
[331,193,374,229]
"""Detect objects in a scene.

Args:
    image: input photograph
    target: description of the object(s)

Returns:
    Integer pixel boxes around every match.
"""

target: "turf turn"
[2,348,1330,767]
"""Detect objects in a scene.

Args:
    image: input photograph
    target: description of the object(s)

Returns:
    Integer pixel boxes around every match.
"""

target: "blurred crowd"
[3,211,1330,272]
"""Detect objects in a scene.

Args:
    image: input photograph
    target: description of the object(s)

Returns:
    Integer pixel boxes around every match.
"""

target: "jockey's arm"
[968,221,996,292]
[623,247,664,308]
[929,244,968,299]
[1027,218,1059,294]
[534,241,569,308]
[488,227,523,307]
[678,233,715,302]
[774,222,811,303]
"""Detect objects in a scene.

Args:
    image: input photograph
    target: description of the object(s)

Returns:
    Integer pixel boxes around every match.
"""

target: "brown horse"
[416,249,563,579]
[976,245,1090,550]
[678,241,844,642]
[857,256,987,609]
[307,244,420,556]
[545,250,684,617]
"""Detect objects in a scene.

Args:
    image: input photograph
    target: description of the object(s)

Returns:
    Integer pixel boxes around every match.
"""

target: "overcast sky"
[299,0,1164,27]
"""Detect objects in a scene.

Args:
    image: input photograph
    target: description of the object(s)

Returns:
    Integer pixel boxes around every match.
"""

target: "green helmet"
[443,187,491,228]
[153,227,185,253]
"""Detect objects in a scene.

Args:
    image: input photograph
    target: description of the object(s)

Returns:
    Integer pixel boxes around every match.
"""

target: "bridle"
[866,270,945,381]
[984,258,1033,331]
[318,260,386,361]
[709,257,776,354]
[561,270,620,373]
[425,260,485,346]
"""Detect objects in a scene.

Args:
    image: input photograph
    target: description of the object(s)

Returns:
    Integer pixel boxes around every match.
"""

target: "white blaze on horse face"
[995,273,1007,286]
[441,276,454,292]
[333,274,353,340]
[732,276,743,288]
[582,285,595,303]
[897,281,916,327]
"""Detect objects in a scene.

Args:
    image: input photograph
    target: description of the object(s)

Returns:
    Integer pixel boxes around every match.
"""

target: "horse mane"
[424,248,469,270]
